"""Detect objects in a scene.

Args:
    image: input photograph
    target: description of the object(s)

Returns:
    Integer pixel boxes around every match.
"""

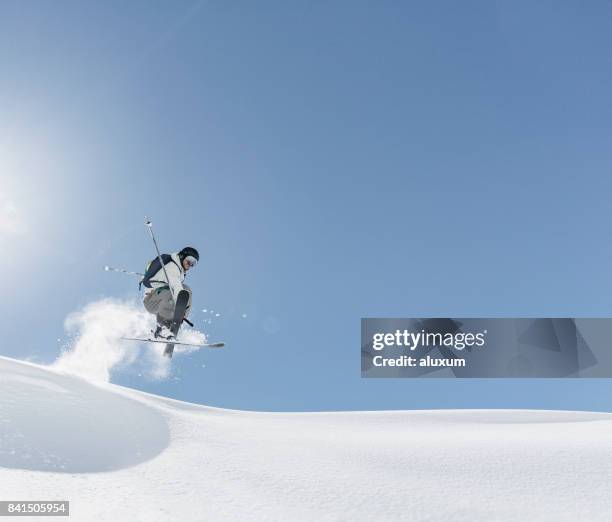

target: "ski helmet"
[179,246,200,263]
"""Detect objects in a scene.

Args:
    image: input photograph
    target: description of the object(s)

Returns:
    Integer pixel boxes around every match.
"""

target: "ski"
[121,337,225,349]
[164,289,190,358]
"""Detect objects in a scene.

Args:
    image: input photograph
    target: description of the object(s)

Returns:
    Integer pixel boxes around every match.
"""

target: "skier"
[141,246,199,339]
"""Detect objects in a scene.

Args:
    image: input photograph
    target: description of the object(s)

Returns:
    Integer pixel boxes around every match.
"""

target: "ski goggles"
[184,255,198,268]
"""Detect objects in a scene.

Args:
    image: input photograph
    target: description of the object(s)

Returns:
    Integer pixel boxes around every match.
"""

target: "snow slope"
[1,355,612,521]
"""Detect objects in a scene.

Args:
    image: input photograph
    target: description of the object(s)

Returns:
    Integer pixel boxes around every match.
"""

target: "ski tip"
[208,342,225,348]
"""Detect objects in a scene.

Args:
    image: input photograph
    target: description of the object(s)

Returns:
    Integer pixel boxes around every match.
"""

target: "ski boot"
[153,318,175,340]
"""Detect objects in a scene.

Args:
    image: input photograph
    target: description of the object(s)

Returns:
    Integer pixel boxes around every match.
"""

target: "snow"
[2,355,612,521]
[51,298,206,382]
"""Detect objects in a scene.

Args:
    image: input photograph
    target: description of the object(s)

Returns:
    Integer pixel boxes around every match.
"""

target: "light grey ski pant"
[143,284,192,326]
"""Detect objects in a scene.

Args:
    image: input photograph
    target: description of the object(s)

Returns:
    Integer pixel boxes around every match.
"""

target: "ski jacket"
[144,253,185,298]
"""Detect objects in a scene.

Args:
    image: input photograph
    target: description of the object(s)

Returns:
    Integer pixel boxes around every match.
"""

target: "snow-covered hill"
[1,355,612,521]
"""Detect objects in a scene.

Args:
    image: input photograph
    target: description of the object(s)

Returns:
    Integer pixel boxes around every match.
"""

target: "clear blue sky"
[2,1,612,411]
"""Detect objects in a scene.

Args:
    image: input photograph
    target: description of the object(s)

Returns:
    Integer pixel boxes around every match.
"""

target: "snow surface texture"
[1,355,612,521]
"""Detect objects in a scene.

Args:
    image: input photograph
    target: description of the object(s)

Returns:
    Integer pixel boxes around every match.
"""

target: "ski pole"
[104,266,144,277]
[144,217,176,303]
